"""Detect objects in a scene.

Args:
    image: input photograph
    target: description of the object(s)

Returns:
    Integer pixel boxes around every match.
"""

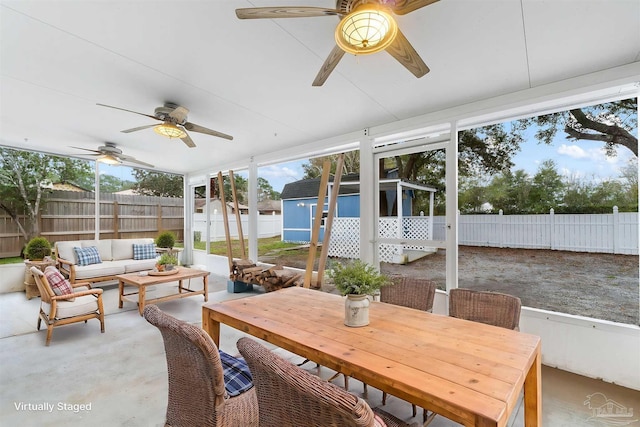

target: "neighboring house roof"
[51,181,93,192]
[257,199,281,213]
[281,175,360,200]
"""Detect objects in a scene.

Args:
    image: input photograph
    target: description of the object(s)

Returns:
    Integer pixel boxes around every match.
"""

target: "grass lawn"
[194,236,305,258]
[0,257,23,265]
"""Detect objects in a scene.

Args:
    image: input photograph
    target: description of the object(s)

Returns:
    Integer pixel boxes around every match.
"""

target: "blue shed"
[280,174,425,243]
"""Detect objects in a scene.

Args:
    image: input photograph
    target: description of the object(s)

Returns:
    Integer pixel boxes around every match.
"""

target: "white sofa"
[55,238,157,284]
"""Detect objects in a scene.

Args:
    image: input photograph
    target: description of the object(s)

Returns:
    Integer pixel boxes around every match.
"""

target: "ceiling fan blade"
[118,154,154,168]
[69,146,101,155]
[392,0,439,15]
[169,106,189,123]
[385,29,430,78]
[121,124,157,133]
[183,122,233,141]
[96,103,160,121]
[180,133,196,148]
[312,45,345,87]
[236,7,341,19]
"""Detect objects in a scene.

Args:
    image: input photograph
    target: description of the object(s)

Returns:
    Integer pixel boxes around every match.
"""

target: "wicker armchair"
[380,276,437,422]
[30,266,105,346]
[237,336,418,427]
[143,305,258,427]
[448,288,522,330]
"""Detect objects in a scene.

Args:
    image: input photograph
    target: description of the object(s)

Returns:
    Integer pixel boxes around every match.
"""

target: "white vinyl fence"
[432,208,638,255]
[193,213,281,242]
[328,208,638,259]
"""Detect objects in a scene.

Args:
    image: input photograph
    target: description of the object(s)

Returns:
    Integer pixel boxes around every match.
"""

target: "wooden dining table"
[202,286,541,427]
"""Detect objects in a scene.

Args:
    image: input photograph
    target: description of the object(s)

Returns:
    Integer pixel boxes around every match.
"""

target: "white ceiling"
[1,0,639,176]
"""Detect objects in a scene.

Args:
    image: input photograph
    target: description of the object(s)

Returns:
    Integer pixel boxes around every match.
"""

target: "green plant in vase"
[156,253,178,272]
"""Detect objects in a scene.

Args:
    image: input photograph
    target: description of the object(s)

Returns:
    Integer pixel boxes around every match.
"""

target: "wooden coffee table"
[117,267,209,316]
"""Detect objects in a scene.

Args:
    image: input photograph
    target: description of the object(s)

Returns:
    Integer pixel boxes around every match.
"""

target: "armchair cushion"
[44,266,74,301]
[42,294,99,319]
[74,246,102,266]
[219,350,254,397]
[133,243,157,260]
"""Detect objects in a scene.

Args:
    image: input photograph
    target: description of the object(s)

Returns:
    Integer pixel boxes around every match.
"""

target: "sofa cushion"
[112,238,154,261]
[55,241,78,264]
[80,240,113,262]
[124,259,158,273]
[73,262,126,280]
[42,293,98,319]
[44,266,75,301]
[74,246,102,266]
[133,243,157,260]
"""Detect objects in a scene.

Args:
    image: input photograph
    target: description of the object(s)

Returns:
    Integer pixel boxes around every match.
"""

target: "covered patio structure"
[0,1,638,424]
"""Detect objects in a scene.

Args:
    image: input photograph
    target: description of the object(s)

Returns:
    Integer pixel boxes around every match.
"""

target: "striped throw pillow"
[219,350,254,397]
[133,243,157,260]
[74,246,102,266]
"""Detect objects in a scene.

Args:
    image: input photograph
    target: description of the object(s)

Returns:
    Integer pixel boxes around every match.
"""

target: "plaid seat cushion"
[219,350,253,397]
[74,246,102,266]
[44,266,75,301]
[133,243,157,260]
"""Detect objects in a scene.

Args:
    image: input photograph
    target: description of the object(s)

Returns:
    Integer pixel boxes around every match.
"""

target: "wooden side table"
[24,258,56,299]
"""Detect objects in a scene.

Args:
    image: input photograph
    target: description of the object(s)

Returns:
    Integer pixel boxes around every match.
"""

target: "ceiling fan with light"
[97,102,233,148]
[70,142,154,168]
[236,0,437,86]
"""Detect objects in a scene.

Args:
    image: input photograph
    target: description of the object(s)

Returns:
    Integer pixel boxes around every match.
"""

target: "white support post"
[549,208,555,250]
[205,175,210,255]
[613,205,619,254]
[248,160,259,262]
[183,175,193,266]
[359,132,375,265]
[94,162,100,240]
[445,123,458,294]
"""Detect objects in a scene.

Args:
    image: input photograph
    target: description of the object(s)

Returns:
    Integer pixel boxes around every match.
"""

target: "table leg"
[203,275,208,302]
[178,279,183,293]
[523,348,542,427]
[202,308,220,347]
[118,280,124,309]
[138,286,145,316]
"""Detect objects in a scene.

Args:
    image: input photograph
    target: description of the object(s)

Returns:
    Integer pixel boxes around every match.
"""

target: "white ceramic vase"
[344,294,370,327]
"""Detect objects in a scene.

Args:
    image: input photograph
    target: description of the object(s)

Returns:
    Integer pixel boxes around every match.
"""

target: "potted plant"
[156,253,178,272]
[328,259,389,327]
[155,231,176,249]
[24,237,52,261]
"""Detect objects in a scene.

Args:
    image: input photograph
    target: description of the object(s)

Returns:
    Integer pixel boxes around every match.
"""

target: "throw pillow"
[74,246,102,266]
[133,243,157,260]
[219,350,253,397]
[44,266,75,301]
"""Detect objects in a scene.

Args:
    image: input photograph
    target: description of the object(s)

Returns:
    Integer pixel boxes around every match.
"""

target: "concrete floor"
[1,275,638,427]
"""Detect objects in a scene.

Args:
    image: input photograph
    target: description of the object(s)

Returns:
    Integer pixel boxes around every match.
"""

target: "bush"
[194,231,201,243]
[24,237,52,260]
[155,231,176,248]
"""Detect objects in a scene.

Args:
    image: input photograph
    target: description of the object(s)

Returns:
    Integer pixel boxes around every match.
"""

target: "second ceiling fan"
[236,0,438,86]
[97,102,233,148]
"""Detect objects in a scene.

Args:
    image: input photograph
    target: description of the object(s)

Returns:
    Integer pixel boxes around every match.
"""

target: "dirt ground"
[261,246,639,325]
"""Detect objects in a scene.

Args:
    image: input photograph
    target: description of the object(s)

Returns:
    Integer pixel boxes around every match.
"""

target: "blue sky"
[100,133,637,193]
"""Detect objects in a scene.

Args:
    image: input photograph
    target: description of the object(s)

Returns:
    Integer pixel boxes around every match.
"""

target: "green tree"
[0,148,92,240]
[133,170,183,197]
[302,151,360,179]
[257,177,280,201]
[99,174,134,193]
[530,160,564,212]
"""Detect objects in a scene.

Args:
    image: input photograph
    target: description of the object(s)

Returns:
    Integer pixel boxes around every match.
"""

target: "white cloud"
[557,144,589,159]
[260,164,301,181]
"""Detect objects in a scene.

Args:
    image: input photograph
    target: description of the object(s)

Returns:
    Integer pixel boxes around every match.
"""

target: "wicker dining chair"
[379,276,437,422]
[448,288,522,330]
[30,266,105,346]
[143,305,258,427]
[237,336,418,427]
